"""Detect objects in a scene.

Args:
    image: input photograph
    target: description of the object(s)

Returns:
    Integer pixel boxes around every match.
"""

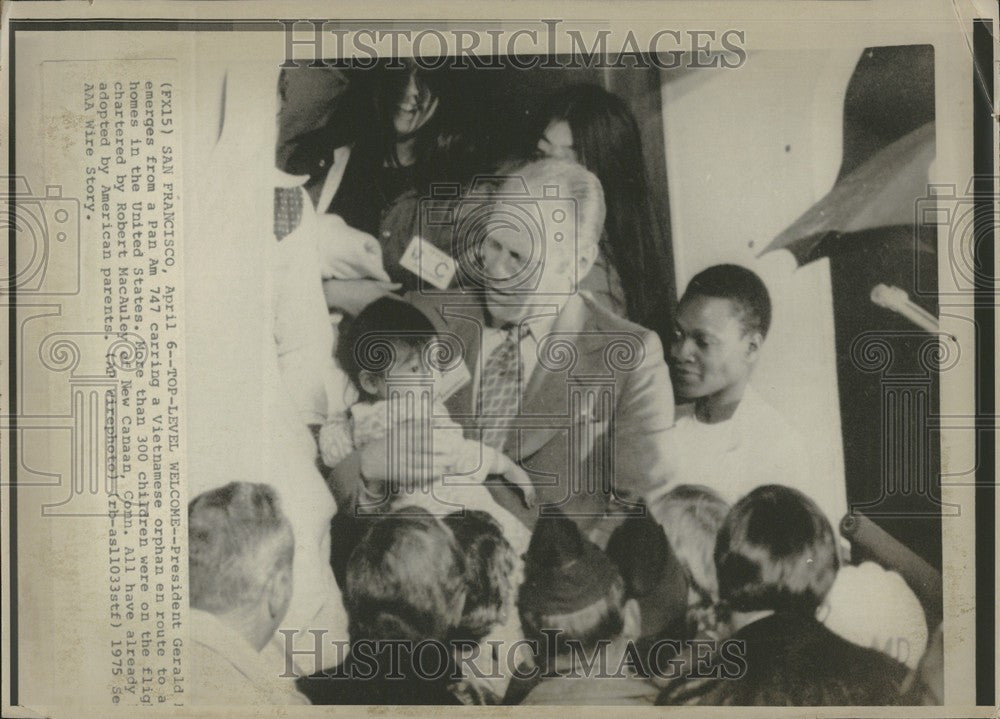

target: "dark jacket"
[297,651,463,706]
[657,612,913,706]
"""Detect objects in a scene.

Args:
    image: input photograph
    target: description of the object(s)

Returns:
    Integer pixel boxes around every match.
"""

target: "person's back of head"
[605,513,688,641]
[518,512,633,664]
[188,482,295,650]
[715,484,839,617]
[658,487,919,707]
[345,507,466,646]
[651,485,730,607]
[443,510,518,643]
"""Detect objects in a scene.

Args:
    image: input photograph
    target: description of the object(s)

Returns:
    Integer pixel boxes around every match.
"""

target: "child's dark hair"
[338,297,438,402]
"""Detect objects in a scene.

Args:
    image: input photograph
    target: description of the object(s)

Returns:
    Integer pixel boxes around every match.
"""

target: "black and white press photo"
[2,1,995,716]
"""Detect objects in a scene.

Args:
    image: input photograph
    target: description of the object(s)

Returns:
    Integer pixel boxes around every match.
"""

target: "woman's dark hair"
[364,59,481,188]
[540,83,671,328]
[714,485,840,615]
[314,59,482,238]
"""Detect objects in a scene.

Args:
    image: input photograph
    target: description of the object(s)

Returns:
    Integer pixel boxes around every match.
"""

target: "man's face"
[476,176,596,324]
[479,215,575,325]
[669,295,759,403]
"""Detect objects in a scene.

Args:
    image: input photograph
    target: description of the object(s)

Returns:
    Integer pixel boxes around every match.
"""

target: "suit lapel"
[512,295,605,461]
[438,300,484,420]
[430,292,609,462]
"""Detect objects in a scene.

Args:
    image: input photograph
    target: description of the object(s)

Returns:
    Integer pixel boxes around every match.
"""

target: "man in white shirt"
[659,264,847,534]
[188,482,309,705]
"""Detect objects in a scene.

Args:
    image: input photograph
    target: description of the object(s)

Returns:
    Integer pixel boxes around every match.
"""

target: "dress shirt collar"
[483,305,561,344]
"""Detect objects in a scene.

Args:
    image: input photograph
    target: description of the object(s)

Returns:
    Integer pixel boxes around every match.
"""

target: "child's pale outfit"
[320,397,531,554]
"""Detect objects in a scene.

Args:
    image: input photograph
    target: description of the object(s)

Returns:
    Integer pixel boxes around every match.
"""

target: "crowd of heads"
[190,474,930,704]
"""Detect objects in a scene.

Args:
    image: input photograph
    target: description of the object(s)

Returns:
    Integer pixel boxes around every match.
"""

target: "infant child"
[319,297,535,551]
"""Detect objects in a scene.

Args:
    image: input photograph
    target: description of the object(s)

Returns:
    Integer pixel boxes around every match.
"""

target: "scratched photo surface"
[1,2,995,717]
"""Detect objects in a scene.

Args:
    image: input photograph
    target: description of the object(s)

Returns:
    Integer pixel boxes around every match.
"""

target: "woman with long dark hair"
[322,60,478,293]
[535,83,671,331]
[282,59,481,312]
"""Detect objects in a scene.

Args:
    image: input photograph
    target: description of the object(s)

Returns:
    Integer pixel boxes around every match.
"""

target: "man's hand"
[358,419,469,492]
[323,278,401,316]
[491,452,536,508]
[503,462,536,509]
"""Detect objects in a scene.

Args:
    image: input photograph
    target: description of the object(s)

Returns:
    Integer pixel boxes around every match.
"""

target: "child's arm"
[485,447,536,509]
[317,414,356,469]
[432,405,537,508]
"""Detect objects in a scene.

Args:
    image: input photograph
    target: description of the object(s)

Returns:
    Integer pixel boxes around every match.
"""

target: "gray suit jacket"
[330,291,676,532]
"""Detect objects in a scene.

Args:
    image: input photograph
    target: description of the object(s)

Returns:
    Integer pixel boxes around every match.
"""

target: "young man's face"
[668,295,759,404]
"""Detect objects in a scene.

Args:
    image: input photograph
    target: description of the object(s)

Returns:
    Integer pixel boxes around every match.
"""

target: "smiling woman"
[312,60,482,292]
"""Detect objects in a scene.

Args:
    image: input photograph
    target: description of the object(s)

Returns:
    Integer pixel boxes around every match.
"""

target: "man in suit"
[329,158,676,536]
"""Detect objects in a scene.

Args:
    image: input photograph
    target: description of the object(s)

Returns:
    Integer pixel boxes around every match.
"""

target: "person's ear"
[622,598,641,640]
[358,369,383,398]
[745,331,764,364]
[577,243,597,278]
[266,561,294,623]
[567,243,596,294]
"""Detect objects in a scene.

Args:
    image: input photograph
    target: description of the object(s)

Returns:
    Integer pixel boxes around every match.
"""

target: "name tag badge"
[437,360,471,402]
[400,235,456,290]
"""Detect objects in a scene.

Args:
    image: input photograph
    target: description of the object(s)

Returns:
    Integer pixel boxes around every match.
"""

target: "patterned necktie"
[476,323,529,451]
[274,186,304,241]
